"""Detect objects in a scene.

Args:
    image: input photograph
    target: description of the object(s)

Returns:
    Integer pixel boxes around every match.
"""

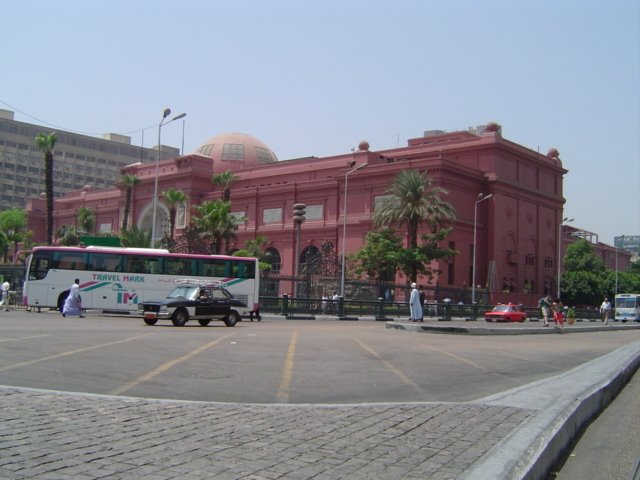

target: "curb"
[460,340,640,479]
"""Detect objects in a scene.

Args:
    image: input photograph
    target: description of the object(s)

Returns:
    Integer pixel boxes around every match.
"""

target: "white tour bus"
[23,246,259,315]
[614,293,640,322]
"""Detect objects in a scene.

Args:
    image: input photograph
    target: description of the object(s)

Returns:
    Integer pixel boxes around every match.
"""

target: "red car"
[485,303,526,322]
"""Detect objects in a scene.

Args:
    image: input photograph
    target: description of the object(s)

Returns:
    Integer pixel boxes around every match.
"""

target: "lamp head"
[162,108,171,119]
[173,112,187,121]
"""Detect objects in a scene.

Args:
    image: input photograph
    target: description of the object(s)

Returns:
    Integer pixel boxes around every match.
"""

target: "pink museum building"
[26,122,571,303]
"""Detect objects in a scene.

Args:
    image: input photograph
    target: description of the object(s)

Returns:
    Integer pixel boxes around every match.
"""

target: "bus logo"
[112,283,139,305]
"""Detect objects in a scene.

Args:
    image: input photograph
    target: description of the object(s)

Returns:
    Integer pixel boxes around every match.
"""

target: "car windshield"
[492,305,511,312]
[167,286,199,300]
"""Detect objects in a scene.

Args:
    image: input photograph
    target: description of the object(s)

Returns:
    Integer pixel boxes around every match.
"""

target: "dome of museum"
[194,132,278,171]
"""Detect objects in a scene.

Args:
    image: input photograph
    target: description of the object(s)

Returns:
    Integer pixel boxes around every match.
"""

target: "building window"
[255,146,276,163]
[197,144,214,156]
[265,247,281,273]
[263,208,282,224]
[305,204,323,221]
[544,256,554,269]
[231,210,246,225]
[525,254,535,266]
[221,143,244,161]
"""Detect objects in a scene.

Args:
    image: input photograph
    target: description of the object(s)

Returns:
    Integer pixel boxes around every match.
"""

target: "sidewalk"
[1,328,639,479]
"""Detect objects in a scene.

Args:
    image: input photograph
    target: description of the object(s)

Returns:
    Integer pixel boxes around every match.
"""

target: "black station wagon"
[139,281,247,327]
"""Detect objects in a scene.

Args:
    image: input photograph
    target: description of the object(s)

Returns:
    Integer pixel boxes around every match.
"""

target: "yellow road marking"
[276,331,298,402]
[110,333,233,396]
[420,344,523,385]
[354,338,435,400]
[0,333,154,372]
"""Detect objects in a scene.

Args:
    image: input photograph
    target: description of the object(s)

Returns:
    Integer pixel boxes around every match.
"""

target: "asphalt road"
[1,309,640,404]
[554,367,640,480]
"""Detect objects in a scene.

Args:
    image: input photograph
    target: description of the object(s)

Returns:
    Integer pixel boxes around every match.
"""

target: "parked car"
[139,281,247,327]
[484,303,526,323]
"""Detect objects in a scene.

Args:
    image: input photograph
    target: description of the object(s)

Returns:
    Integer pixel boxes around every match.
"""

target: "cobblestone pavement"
[0,387,532,480]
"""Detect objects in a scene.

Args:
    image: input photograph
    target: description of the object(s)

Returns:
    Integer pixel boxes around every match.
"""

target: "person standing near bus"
[600,297,612,326]
[62,279,84,318]
[1,278,10,311]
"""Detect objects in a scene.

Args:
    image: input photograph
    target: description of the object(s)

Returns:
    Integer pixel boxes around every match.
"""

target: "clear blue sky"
[3,0,638,245]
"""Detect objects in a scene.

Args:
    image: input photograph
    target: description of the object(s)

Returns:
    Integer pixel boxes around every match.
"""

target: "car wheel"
[143,317,158,326]
[172,308,189,326]
[224,311,239,327]
[198,319,211,326]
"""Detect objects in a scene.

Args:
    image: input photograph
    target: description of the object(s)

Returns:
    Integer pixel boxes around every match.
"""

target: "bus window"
[198,258,226,277]
[52,251,87,270]
[29,252,50,280]
[123,255,147,273]
[165,257,194,276]
[144,257,162,274]
[88,253,122,272]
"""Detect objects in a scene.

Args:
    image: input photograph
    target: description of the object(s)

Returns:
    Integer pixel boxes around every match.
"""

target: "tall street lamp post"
[150,109,187,247]
[340,162,368,298]
[471,193,493,305]
[556,216,573,299]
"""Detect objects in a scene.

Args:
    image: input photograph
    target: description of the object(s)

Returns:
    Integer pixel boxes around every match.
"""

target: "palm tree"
[162,188,187,241]
[120,174,140,231]
[212,170,238,202]
[0,208,30,263]
[76,207,95,234]
[373,169,456,280]
[34,132,57,245]
[120,225,152,248]
[192,200,239,254]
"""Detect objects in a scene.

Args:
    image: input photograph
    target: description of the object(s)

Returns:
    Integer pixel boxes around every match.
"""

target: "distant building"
[27,122,579,303]
[0,109,178,211]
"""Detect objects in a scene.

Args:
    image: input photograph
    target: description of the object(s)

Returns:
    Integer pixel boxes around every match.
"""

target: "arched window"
[300,246,322,274]
[264,247,281,273]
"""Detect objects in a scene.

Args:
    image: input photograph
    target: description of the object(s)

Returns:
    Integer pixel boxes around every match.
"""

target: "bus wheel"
[57,292,69,313]
[144,318,158,326]
[172,309,189,327]
[224,311,239,327]
[198,319,211,326]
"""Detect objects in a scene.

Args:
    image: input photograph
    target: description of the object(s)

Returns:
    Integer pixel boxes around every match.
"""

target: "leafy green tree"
[563,239,605,274]
[399,228,457,282]
[352,228,404,282]
[562,239,607,305]
[0,208,31,262]
[561,270,603,307]
[162,188,187,241]
[59,227,81,246]
[0,230,9,263]
[34,132,57,245]
[373,169,456,282]
[191,200,239,254]
[232,235,272,271]
[120,225,151,248]
[120,174,141,232]
[76,207,95,234]
[212,170,238,202]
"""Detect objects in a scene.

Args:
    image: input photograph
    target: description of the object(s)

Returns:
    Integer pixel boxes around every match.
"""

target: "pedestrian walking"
[418,285,426,321]
[599,297,612,326]
[538,294,552,326]
[409,282,423,322]
[1,278,11,311]
[62,279,84,317]
[552,298,564,330]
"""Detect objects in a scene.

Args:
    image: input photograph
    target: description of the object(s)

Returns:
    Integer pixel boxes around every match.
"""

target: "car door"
[194,288,215,318]
[210,288,230,319]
